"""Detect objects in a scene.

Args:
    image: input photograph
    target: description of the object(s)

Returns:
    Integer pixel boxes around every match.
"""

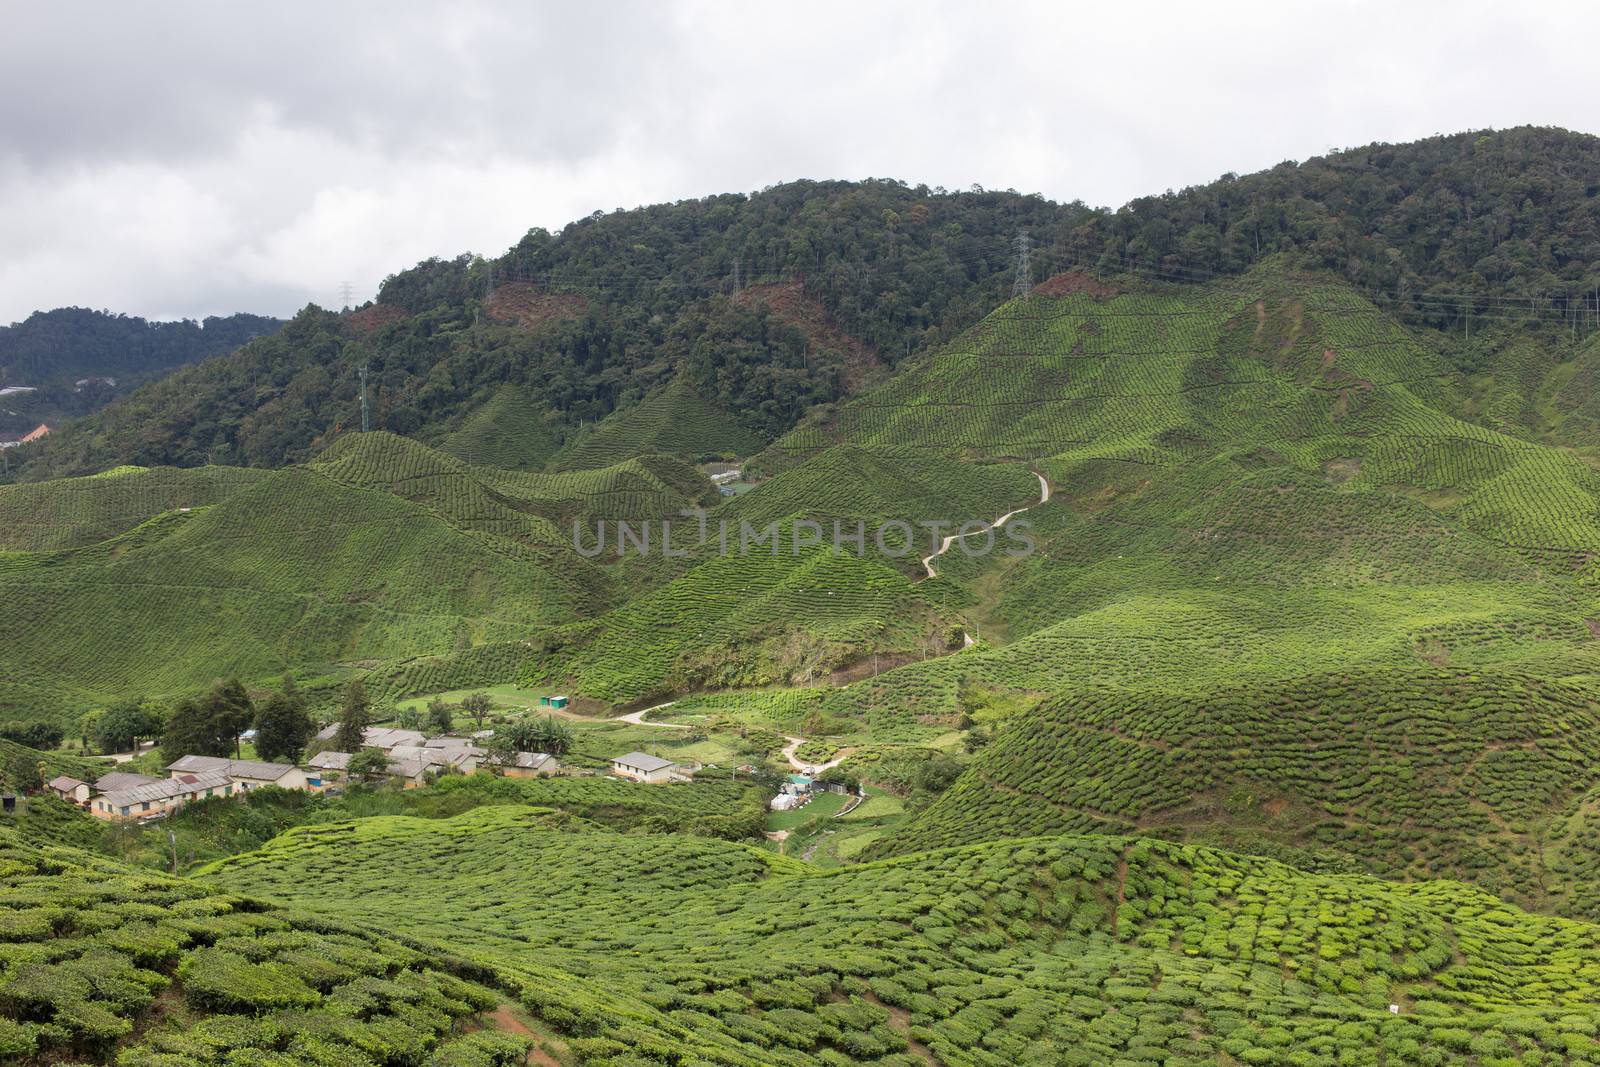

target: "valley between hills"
[8,128,1600,1065]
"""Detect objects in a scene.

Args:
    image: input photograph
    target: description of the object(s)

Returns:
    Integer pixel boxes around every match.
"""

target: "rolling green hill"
[435,383,565,470]
[876,668,1600,907]
[0,828,543,1066]
[0,434,722,720]
[200,804,1600,1066]
[551,376,766,471]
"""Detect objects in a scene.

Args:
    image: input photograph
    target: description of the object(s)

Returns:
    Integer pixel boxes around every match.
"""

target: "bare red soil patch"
[485,1003,562,1066]
[1032,271,1118,300]
[344,303,408,336]
[738,281,884,393]
[487,282,588,331]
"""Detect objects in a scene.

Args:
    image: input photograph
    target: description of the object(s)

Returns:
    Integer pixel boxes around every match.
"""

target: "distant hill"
[15,180,1064,479]
[0,306,280,436]
[0,433,720,720]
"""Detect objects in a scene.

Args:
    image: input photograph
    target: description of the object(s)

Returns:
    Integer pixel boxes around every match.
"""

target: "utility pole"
[1012,232,1032,299]
[339,281,354,310]
[358,364,370,433]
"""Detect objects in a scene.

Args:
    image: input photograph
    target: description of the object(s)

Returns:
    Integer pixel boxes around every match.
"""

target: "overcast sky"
[1,0,1595,323]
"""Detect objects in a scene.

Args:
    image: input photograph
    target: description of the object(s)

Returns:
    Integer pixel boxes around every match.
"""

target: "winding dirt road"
[610,703,847,773]
[614,702,688,728]
[920,471,1051,579]
[611,468,1051,773]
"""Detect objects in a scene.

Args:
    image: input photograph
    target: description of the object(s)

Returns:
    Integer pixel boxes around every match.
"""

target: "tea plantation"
[197,806,1600,1066]
[0,827,542,1066]
[17,256,1600,1064]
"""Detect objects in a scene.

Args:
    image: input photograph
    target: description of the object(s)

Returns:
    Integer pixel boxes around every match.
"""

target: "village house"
[482,750,560,777]
[166,755,308,792]
[93,771,159,793]
[46,776,91,805]
[311,746,450,789]
[88,771,235,821]
[610,751,677,784]
[305,750,351,789]
[420,737,487,773]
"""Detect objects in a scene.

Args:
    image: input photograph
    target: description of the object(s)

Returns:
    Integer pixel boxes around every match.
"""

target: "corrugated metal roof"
[612,751,675,773]
[166,755,298,781]
[93,772,160,793]
[97,771,233,807]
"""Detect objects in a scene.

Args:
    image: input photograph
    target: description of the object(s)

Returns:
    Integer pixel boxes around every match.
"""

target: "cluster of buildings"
[305,726,558,786]
[0,423,50,449]
[49,756,308,822]
[47,726,562,822]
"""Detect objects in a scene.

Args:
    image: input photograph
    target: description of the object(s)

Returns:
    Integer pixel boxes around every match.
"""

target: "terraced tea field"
[552,376,765,471]
[201,805,1600,1066]
[876,667,1600,907]
[0,827,544,1065]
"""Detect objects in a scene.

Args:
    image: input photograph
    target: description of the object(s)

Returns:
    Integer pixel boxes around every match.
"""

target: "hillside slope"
[0,434,715,719]
[201,805,1600,1066]
[740,266,1600,740]
[878,668,1600,908]
[0,827,538,1066]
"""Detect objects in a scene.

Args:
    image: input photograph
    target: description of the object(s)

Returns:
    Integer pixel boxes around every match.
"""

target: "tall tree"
[206,678,256,759]
[460,692,493,732]
[161,697,222,761]
[93,698,159,754]
[346,747,390,784]
[254,678,314,763]
[332,679,371,753]
[425,697,454,734]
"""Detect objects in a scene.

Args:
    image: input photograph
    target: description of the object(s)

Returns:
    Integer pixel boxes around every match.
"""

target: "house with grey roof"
[165,755,308,792]
[46,775,90,805]
[313,725,426,752]
[610,751,677,784]
[481,750,560,778]
[93,771,162,794]
[89,771,235,821]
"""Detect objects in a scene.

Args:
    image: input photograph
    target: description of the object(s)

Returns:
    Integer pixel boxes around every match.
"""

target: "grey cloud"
[0,0,1596,321]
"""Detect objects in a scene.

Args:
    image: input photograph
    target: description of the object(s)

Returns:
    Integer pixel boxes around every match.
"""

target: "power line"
[1012,232,1032,299]
[339,281,355,310]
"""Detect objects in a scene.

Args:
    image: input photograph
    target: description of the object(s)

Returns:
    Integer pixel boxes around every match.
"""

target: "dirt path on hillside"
[614,702,691,728]
[781,735,854,775]
[607,703,849,775]
[607,475,1050,774]
[921,471,1051,579]
[485,1003,562,1066]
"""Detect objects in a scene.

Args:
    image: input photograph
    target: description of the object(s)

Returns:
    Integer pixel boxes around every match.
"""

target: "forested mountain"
[15,127,1600,1066]
[1082,125,1600,324]
[11,183,1069,477]
[12,126,1600,482]
[0,307,280,436]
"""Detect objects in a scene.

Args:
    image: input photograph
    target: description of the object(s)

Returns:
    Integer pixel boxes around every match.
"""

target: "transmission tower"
[358,364,370,433]
[1012,232,1032,298]
[339,281,354,310]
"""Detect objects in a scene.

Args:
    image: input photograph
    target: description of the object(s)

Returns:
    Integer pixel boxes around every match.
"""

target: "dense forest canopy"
[1078,126,1600,327]
[11,126,1600,480]
[0,307,281,437]
[0,307,281,386]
